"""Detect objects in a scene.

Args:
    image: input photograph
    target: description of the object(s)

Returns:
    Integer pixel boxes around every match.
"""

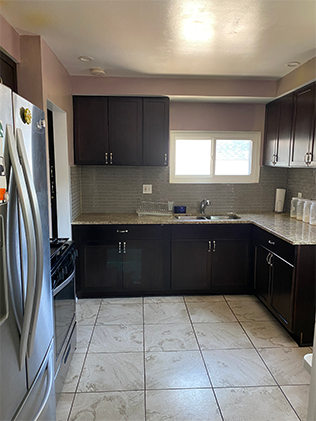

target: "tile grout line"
[223,296,303,421]
[183,296,225,421]
[67,299,103,421]
[142,297,147,421]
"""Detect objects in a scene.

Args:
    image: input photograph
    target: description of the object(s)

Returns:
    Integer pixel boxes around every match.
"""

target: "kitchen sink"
[174,214,240,221]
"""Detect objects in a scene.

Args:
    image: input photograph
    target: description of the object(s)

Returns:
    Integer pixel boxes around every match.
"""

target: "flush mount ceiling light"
[89,67,106,76]
[78,56,94,62]
[286,61,301,67]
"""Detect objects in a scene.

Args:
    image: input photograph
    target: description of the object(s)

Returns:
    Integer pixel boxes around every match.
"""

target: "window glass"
[214,139,252,175]
[175,138,211,176]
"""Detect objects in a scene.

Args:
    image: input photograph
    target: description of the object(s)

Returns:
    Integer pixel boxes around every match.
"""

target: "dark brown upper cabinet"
[263,93,293,167]
[74,96,109,165]
[0,51,17,93]
[73,95,170,166]
[290,82,316,167]
[143,97,169,166]
[109,97,142,166]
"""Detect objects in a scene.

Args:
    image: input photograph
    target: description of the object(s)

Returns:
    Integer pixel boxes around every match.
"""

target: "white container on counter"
[290,197,300,218]
[296,199,305,220]
[310,202,316,225]
[303,200,313,222]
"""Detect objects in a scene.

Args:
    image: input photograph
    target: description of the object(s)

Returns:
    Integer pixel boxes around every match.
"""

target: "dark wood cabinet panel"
[270,255,294,328]
[143,97,169,166]
[211,240,250,293]
[0,51,17,93]
[277,94,293,166]
[254,245,271,304]
[73,224,170,297]
[83,243,122,292]
[171,240,210,291]
[73,95,169,166]
[290,83,316,167]
[109,97,142,166]
[73,96,108,165]
[122,240,164,291]
[263,101,279,166]
[263,94,293,167]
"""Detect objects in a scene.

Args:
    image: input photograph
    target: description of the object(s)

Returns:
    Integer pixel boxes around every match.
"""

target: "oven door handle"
[53,267,75,297]
[16,128,44,358]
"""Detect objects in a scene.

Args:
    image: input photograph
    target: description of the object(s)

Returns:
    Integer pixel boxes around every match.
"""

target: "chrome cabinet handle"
[164,153,168,165]
[212,240,216,252]
[105,152,108,164]
[271,154,277,165]
[110,152,113,164]
[268,240,275,245]
[266,252,273,266]
[308,152,313,165]
[123,242,126,253]
[304,152,309,165]
[117,229,129,233]
[269,253,273,266]
[118,242,122,254]
[208,241,211,253]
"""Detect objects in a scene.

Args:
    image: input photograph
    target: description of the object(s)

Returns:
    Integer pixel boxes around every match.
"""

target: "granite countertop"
[72,212,316,245]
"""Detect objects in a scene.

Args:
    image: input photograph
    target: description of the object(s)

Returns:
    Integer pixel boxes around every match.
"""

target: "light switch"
[143,184,152,194]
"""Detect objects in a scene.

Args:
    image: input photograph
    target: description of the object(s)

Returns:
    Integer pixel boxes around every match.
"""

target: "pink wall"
[17,36,44,109]
[71,75,277,99]
[0,14,20,62]
[41,39,73,163]
[170,102,265,132]
[277,57,316,96]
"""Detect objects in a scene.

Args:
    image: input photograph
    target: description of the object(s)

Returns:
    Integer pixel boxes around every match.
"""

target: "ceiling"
[1,0,316,80]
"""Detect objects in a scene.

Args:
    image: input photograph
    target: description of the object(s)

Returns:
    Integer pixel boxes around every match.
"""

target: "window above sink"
[169,131,260,184]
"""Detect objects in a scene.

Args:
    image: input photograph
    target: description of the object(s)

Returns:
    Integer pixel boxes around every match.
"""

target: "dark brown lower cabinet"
[172,240,211,291]
[73,224,170,298]
[171,225,252,294]
[255,244,294,328]
[253,227,315,346]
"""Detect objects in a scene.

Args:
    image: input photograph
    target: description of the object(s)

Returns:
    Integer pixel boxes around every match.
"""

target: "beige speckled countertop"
[72,212,316,245]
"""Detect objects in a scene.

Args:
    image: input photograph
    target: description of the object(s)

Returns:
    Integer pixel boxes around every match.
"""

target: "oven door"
[52,259,76,363]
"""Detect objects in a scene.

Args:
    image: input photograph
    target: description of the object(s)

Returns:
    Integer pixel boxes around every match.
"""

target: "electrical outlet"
[143,184,152,194]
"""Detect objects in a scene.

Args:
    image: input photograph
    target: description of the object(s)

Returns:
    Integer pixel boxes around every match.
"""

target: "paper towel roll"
[275,188,286,213]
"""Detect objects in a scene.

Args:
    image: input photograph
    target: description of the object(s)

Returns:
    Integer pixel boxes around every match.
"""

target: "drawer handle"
[268,240,275,245]
[117,230,129,234]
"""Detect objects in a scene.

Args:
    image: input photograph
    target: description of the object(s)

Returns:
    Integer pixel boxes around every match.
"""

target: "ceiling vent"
[89,67,106,76]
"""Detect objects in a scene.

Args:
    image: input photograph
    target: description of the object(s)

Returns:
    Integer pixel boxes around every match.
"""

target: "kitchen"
[0,1,316,420]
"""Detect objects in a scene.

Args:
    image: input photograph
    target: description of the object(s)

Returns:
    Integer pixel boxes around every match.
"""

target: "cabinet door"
[270,254,294,328]
[82,243,122,293]
[73,96,108,165]
[290,83,315,167]
[277,94,293,166]
[143,97,169,166]
[263,101,278,166]
[211,240,251,293]
[254,245,271,304]
[122,240,164,291]
[109,97,142,165]
[171,240,210,291]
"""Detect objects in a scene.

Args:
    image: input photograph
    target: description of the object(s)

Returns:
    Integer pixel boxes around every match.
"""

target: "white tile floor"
[57,295,311,421]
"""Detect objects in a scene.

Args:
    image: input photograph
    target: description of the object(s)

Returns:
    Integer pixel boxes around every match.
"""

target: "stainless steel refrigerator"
[0,83,56,421]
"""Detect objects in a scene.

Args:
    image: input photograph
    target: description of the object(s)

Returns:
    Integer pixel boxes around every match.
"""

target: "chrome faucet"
[200,199,211,214]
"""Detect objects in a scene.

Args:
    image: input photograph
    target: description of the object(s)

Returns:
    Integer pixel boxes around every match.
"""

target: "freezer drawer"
[13,342,56,421]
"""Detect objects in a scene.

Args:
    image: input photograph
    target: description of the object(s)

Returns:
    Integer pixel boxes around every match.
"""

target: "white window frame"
[169,131,261,184]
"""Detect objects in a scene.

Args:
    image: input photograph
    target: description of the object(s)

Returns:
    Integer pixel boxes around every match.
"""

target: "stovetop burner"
[50,238,74,273]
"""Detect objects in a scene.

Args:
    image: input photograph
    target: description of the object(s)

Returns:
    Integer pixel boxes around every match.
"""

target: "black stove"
[50,238,75,274]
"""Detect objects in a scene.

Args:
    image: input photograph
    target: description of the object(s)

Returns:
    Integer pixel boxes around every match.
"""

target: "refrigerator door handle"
[16,128,44,357]
[0,214,9,326]
[32,351,53,421]
[6,125,36,370]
